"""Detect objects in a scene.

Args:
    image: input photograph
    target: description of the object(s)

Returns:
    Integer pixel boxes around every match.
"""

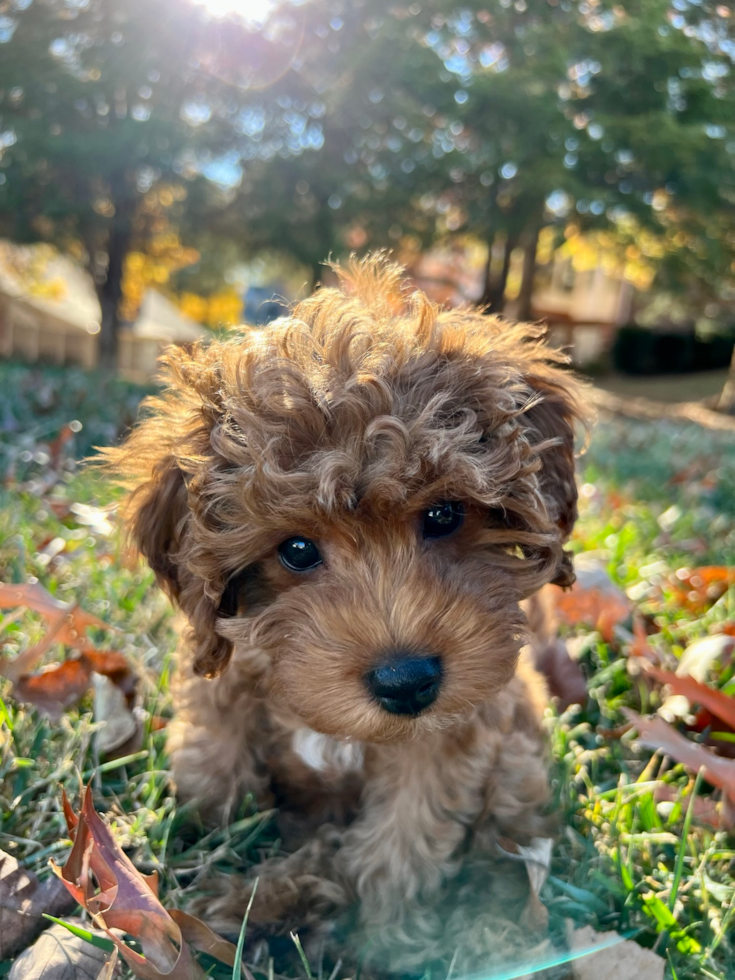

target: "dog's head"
[107,257,588,742]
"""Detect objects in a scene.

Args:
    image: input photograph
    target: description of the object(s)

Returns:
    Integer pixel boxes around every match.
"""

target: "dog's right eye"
[278,537,323,572]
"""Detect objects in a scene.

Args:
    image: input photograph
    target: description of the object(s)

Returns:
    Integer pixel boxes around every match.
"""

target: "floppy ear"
[100,346,238,680]
[522,369,587,589]
[128,456,187,602]
[119,451,235,679]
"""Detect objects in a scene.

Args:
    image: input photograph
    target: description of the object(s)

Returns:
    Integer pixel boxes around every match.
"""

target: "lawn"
[1,359,734,980]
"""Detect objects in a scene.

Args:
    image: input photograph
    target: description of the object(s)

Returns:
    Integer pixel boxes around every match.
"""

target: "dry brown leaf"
[96,949,120,980]
[14,660,97,718]
[0,849,75,959]
[169,909,256,978]
[93,674,138,756]
[0,582,135,718]
[653,784,722,828]
[623,709,735,813]
[542,558,630,643]
[0,582,112,680]
[569,925,664,980]
[52,786,242,980]
[495,836,552,931]
[7,920,117,980]
[628,617,658,661]
[534,638,587,708]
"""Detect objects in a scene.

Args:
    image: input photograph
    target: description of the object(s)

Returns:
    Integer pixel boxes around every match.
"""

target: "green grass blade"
[0,695,13,731]
[232,877,259,980]
[42,914,115,952]
[290,931,313,980]
[666,949,680,980]
[669,766,705,911]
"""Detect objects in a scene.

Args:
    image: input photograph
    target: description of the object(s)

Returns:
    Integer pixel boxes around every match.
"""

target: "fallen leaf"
[51,786,242,980]
[628,617,658,661]
[96,949,120,980]
[677,634,735,682]
[545,557,630,642]
[623,709,735,811]
[654,784,721,828]
[0,582,135,717]
[7,920,116,980]
[170,909,256,974]
[14,660,97,718]
[534,638,587,708]
[643,663,735,731]
[668,566,735,612]
[0,849,76,959]
[48,425,75,471]
[569,925,663,980]
[495,836,552,930]
[93,674,138,756]
[0,582,112,681]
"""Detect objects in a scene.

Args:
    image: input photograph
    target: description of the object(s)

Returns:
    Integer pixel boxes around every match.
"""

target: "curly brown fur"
[103,255,589,972]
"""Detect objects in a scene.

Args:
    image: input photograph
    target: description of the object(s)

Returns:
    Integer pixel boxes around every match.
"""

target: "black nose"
[366,654,442,716]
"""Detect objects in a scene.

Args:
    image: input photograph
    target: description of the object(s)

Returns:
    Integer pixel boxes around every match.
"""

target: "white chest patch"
[292,728,364,774]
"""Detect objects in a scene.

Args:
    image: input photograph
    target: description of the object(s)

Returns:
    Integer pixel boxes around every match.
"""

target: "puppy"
[106,256,587,969]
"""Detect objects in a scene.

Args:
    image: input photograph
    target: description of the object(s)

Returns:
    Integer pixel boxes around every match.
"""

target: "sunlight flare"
[191,0,276,24]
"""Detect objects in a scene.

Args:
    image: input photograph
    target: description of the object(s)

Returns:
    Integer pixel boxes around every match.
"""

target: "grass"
[1,359,734,979]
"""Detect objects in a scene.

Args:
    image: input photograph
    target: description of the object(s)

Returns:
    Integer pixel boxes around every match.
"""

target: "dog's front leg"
[192,823,350,940]
[338,735,479,950]
[167,666,274,823]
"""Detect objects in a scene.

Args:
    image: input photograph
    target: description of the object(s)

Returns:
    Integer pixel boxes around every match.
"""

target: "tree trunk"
[515,225,540,323]
[717,344,735,414]
[480,232,518,313]
[96,179,133,371]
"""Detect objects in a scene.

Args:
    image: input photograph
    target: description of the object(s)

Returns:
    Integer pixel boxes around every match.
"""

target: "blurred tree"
[0,0,293,364]
[1,0,734,363]
[226,0,735,319]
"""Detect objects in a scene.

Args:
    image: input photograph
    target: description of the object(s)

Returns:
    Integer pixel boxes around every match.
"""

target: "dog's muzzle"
[365,653,442,716]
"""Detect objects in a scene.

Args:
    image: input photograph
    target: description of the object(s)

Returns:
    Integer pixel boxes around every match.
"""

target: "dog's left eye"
[423,502,464,539]
[278,537,323,572]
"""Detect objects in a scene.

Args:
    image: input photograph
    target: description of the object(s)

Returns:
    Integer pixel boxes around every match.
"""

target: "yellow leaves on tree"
[120,235,201,323]
[178,288,244,327]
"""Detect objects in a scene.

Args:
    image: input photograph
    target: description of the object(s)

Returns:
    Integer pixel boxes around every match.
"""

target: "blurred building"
[118,289,207,380]
[1,239,635,375]
[532,254,634,369]
[407,240,633,369]
[0,241,101,369]
[0,241,208,376]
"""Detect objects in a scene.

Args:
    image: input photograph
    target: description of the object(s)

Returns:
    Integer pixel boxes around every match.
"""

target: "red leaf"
[623,709,735,812]
[653,784,721,828]
[668,566,735,612]
[543,561,630,643]
[0,582,112,681]
[643,663,735,732]
[0,583,135,715]
[14,660,93,719]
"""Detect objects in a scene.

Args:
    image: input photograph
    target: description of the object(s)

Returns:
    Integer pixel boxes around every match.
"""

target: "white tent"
[0,241,101,368]
[118,289,208,379]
